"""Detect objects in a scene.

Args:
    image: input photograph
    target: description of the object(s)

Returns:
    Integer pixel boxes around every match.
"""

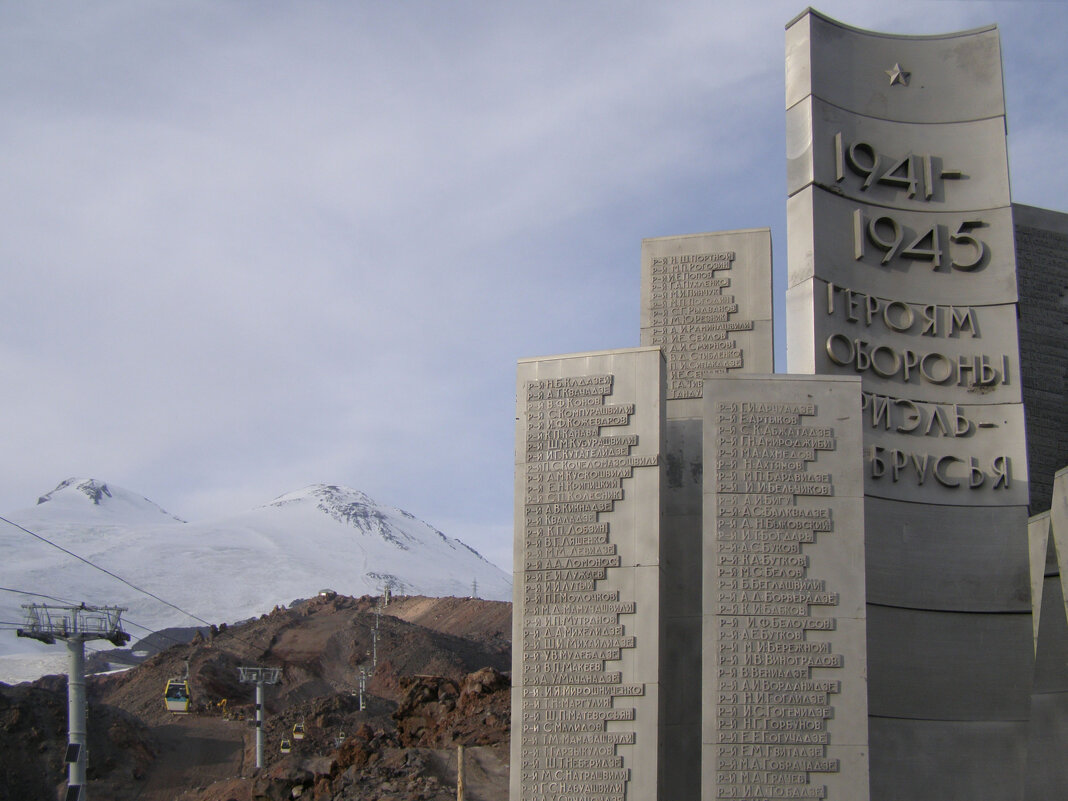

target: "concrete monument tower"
[785,10,1032,799]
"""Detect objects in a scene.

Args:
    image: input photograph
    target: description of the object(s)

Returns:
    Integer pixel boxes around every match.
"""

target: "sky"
[1,1,1065,573]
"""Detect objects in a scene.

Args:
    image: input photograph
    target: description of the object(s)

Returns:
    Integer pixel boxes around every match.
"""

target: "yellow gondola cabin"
[164,678,191,713]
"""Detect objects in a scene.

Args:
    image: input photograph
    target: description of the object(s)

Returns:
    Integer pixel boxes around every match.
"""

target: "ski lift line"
[0,521,281,657]
[0,514,234,640]
[0,586,79,605]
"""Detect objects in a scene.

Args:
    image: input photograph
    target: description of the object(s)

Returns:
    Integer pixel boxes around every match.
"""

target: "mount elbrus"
[1,478,510,681]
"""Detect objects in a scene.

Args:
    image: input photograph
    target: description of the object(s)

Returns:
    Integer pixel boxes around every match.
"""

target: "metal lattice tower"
[17,604,130,801]
[238,666,281,769]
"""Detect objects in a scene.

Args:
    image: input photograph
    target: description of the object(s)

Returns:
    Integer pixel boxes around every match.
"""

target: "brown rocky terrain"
[0,595,512,801]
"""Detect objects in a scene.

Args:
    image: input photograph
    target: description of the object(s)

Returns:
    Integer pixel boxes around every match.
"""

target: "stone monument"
[512,8,1068,800]
[512,348,664,801]
[703,375,868,801]
[785,10,1032,799]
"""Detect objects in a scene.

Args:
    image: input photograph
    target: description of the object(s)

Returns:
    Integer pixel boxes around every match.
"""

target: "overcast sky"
[1,1,1064,572]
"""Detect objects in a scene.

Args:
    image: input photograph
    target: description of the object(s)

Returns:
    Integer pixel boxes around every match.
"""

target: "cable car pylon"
[16,603,130,801]
[238,666,281,769]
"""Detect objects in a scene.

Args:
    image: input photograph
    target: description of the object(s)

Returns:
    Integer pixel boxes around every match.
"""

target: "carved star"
[885,63,910,86]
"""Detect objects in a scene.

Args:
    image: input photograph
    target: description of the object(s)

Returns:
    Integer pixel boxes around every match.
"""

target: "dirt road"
[134,716,247,801]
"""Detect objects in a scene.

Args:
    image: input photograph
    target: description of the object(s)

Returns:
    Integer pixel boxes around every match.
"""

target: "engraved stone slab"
[790,276,1023,407]
[787,188,1020,306]
[785,10,1005,124]
[860,400,1027,506]
[787,96,1011,212]
[641,230,773,400]
[702,374,869,801]
[513,347,664,801]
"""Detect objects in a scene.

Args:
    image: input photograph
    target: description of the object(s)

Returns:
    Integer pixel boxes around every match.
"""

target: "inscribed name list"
[518,366,659,801]
[705,377,867,801]
[642,232,773,399]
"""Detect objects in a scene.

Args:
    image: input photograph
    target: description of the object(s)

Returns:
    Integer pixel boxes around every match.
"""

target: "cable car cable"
[0,586,79,605]
[0,514,215,627]
[0,516,264,651]
[0,523,277,653]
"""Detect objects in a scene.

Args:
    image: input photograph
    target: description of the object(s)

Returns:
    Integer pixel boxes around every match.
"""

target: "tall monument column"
[785,10,1032,800]
[641,229,775,799]
[702,374,869,801]
[512,348,665,801]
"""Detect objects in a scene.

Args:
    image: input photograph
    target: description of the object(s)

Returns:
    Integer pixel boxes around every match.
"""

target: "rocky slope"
[0,594,512,801]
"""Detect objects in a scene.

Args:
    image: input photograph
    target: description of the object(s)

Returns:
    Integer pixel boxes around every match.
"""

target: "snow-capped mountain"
[33,477,187,524]
[0,479,511,681]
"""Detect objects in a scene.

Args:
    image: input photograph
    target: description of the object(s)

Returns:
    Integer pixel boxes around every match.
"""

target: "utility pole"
[17,603,130,801]
[457,743,466,801]
[238,666,281,769]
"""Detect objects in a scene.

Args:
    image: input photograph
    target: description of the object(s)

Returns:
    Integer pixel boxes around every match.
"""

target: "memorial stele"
[785,10,1033,800]
[512,7,1068,801]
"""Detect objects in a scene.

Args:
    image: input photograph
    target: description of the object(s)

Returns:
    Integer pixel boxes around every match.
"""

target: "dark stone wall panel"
[866,605,1032,720]
[1024,694,1068,799]
[1014,204,1068,514]
[864,498,1030,611]
[869,717,1027,801]
[663,418,703,517]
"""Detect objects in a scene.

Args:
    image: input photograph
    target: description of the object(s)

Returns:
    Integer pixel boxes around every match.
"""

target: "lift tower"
[239,666,282,768]
[17,603,130,801]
